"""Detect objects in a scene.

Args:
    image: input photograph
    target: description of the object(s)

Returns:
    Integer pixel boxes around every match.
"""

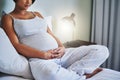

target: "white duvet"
[0,68,120,80]
[87,68,120,80]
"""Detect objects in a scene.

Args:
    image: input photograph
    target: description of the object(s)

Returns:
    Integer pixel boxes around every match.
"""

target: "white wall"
[1,0,92,43]
[0,0,6,16]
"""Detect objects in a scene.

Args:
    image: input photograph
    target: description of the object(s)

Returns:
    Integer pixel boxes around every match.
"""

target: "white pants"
[29,45,109,80]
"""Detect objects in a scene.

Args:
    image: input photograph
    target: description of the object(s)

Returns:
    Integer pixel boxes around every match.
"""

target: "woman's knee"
[95,45,109,59]
[29,59,58,79]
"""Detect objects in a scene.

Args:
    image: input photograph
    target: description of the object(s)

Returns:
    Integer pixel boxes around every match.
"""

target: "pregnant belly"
[20,33,58,51]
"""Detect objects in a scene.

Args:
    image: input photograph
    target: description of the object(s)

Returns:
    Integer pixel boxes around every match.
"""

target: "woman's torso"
[10,13,58,51]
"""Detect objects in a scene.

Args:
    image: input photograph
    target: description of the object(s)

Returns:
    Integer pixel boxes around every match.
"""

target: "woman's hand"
[43,50,59,59]
[43,47,65,59]
[53,47,65,58]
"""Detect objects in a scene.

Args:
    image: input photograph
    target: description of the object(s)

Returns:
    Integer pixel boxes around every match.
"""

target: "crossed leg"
[85,68,103,79]
[61,45,109,79]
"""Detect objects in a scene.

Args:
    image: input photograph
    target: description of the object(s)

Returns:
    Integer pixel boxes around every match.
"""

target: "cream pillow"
[0,28,33,79]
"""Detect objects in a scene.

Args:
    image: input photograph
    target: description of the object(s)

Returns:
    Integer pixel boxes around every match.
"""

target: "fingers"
[53,48,60,53]
[51,52,63,59]
[46,47,65,59]
[48,49,54,53]
[48,49,59,54]
[51,54,59,58]
[53,47,64,53]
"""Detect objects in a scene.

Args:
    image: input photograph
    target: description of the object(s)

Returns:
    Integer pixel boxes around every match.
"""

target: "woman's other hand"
[44,47,65,59]
[44,50,59,59]
[53,47,65,58]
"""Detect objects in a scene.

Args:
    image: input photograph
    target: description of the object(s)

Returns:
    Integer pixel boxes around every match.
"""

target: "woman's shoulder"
[1,13,13,29]
[33,11,44,18]
[1,13,12,22]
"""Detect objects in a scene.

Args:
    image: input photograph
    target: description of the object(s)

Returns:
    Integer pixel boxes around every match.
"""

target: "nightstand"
[63,40,96,48]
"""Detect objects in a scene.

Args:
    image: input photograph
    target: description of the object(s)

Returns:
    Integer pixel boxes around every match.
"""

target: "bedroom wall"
[0,0,92,43]
[0,0,6,17]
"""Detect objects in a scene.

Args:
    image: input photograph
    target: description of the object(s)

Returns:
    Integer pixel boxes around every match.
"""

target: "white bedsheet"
[0,68,120,80]
[0,76,31,80]
[87,68,120,80]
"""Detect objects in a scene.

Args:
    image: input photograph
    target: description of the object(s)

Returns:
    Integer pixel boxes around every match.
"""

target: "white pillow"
[44,16,53,31]
[0,75,30,80]
[0,28,33,79]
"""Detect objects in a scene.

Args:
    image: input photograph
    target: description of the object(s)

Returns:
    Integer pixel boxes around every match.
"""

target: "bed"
[0,68,120,80]
[0,40,120,80]
[0,18,120,80]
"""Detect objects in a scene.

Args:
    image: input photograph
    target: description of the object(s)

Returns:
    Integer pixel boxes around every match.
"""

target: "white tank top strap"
[7,14,14,25]
[31,12,37,17]
[31,11,44,19]
[8,14,14,19]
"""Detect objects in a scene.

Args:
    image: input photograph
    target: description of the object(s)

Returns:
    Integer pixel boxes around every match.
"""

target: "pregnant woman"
[1,0,109,80]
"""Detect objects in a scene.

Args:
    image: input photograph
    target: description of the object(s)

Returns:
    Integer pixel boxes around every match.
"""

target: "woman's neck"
[13,8,28,15]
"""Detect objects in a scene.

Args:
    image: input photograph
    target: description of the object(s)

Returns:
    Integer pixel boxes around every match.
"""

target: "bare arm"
[47,27,65,58]
[1,14,52,59]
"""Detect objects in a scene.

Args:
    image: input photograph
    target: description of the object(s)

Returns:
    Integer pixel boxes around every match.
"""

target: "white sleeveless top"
[11,14,58,51]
